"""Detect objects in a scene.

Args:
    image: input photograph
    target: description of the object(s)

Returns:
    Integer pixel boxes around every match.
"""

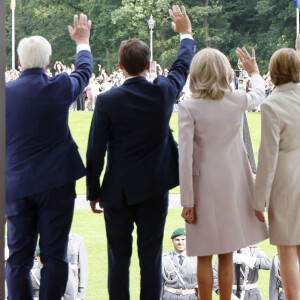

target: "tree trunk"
[161,31,166,54]
[199,0,211,47]
[105,47,112,73]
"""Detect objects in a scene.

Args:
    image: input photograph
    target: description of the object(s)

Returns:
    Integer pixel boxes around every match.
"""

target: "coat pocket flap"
[192,167,200,175]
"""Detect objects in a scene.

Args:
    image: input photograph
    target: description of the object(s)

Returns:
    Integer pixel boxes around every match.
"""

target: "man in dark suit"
[86,5,196,300]
[5,14,93,300]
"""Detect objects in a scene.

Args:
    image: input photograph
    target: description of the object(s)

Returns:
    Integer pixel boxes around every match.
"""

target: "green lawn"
[71,209,276,300]
[69,111,276,299]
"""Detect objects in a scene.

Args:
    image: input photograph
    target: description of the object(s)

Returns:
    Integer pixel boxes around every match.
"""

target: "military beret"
[170,227,186,239]
[35,247,40,257]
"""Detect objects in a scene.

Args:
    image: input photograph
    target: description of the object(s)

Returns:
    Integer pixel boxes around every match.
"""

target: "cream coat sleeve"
[245,74,265,111]
[178,102,195,207]
[254,101,280,211]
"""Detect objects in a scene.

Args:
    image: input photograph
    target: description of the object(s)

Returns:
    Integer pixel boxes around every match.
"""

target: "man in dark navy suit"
[5,14,93,300]
[86,5,197,300]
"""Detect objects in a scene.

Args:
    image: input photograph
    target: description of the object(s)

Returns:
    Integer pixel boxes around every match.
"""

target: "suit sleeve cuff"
[76,44,91,53]
[180,34,193,41]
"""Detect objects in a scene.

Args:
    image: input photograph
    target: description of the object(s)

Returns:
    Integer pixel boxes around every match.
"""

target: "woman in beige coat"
[179,48,268,300]
[254,45,300,300]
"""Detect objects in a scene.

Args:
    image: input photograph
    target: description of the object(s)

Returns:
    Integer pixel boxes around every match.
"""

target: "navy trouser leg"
[104,192,168,300]
[6,203,38,300]
[136,193,168,300]
[104,207,134,300]
[38,184,75,300]
[5,183,75,300]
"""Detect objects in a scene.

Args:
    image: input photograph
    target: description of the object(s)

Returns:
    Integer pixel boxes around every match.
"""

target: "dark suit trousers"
[104,192,168,300]
[6,183,76,300]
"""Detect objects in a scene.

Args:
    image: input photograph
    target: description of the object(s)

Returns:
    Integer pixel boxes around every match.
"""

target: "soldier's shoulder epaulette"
[162,252,172,257]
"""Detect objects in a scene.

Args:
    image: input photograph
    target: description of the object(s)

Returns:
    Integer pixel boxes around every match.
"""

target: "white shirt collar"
[124,75,140,82]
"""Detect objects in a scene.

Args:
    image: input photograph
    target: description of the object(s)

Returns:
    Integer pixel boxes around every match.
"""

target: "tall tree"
[5,0,299,74]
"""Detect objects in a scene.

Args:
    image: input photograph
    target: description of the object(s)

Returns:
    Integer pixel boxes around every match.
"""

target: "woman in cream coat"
[254,45,300,300]
[178,48,268,300]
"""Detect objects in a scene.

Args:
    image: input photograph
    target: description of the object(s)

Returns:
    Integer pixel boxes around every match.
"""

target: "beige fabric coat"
[254,82,300,246]
[179,74,268,256]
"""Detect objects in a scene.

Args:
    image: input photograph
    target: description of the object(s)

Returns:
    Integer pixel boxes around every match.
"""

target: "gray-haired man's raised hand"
[68,14,92,46]
[169,5,192,36]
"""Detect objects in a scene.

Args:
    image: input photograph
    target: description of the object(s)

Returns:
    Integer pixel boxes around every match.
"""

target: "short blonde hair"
[17,36,52,69]
[190,48,233,100]
[269,48,300,86]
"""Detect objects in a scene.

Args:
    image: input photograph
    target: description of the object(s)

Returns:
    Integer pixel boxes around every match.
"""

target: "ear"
[146,61,150,71]
[43,55,51,70]
[18,58,21,68]
[118,60,124,70]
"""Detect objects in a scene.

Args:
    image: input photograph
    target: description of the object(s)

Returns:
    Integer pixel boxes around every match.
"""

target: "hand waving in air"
[68,14,92,45]
[236,47,260,76]
[169,5,192,35]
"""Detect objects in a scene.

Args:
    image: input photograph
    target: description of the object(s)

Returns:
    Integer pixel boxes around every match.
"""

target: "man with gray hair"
[5,14,93,299]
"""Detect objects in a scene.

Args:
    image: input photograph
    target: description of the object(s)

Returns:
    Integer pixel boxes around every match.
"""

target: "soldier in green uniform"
[161,228,198,299]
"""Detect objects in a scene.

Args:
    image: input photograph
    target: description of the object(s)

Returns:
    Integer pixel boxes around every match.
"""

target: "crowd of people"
[5,4,300,300]
[5,61,275,113]
[5,62,169,111]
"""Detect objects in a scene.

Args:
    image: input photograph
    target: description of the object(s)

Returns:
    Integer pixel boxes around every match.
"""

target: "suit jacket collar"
[122,76,147,85]
[20,68,46,77]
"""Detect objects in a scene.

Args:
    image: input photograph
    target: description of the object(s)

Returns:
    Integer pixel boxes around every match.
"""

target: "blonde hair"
[190,48,233,100]
[269,48,300,86]
[18,36,52,69]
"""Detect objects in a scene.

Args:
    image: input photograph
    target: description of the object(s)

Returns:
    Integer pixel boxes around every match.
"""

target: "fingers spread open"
[173,5,181,16]
[73,14,78,28]
[242,47,250,58]
[68,25,74,36]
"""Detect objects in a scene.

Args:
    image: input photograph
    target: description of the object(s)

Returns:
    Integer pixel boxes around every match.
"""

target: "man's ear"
[43,56,51,71]
[118,60,124,70]
[146,61,150,71]
[47,55,51,69]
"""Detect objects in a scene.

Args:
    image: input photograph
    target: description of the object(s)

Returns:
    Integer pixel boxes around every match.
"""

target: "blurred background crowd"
[5,60,275,112]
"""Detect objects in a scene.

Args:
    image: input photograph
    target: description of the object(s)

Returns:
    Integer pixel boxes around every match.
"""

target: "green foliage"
[5,0,300,74]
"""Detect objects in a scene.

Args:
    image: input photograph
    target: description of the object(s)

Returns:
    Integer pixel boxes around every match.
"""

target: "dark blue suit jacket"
[86,38,197,208]
[6,50,93,203]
